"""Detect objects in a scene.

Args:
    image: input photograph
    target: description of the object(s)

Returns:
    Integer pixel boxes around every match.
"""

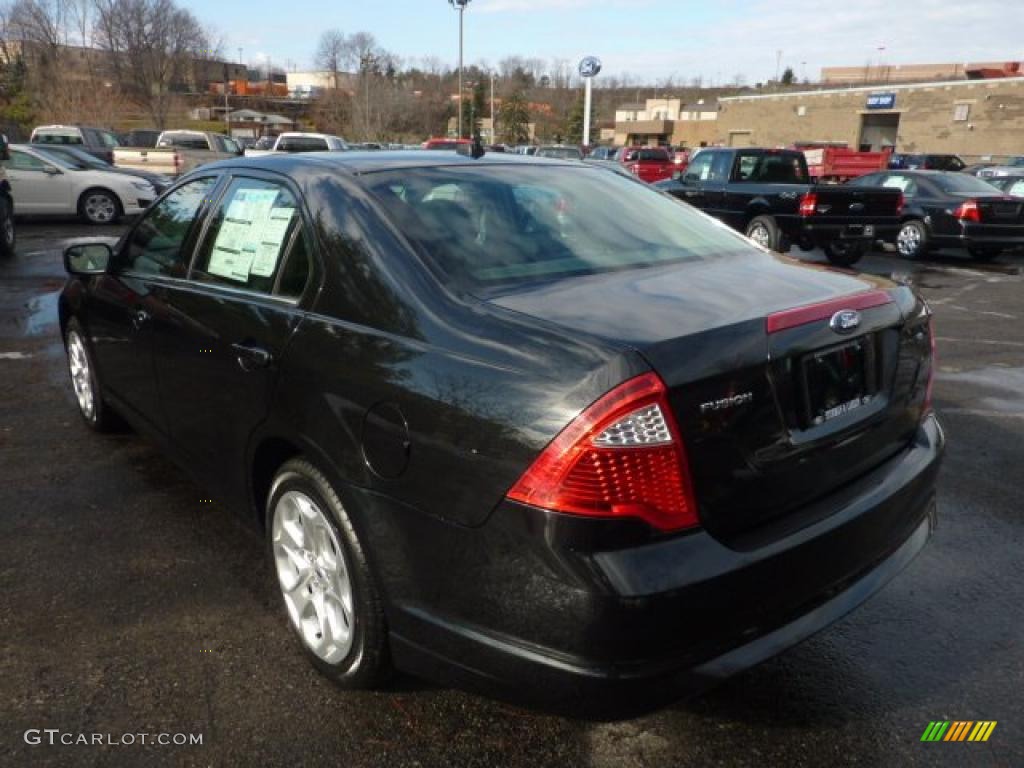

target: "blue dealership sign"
[867,93,896,109]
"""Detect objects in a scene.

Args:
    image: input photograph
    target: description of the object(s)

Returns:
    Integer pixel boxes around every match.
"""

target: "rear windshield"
[931,174,1002,196]
[32,129,83,145]
[536,147,582,160]
[637,149,669,162]
[159,134,210,150]
[366,166,752,290]
[735,152,809,183]
[278,137,329,152]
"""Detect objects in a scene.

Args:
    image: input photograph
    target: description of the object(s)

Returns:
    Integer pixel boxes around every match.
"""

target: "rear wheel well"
[251,437,303,527]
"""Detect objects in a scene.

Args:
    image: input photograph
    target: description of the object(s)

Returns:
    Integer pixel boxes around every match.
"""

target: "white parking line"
[936,337,1024,348]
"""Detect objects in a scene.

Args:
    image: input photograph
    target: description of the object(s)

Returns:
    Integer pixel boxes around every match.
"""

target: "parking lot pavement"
[1,223,1022,768]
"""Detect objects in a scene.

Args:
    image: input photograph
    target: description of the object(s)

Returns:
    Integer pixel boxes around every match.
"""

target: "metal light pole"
[449,0,472,139]
[490,70,495,142]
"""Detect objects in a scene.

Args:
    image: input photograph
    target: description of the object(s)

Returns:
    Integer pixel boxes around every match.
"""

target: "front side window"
[5,149,48,171]
[121,177,217,277]
[191,177,306,296]
[932,174,1001,196]
[686,152,713,181]
[367,166,754,290]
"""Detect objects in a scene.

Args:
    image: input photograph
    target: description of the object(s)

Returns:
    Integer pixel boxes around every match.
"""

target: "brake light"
[629,163,641,175]
[506,372,699,532]
[799,192,818,217]
[954,199,981,222]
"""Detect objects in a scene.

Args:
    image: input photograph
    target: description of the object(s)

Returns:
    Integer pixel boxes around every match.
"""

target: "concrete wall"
[717,78,1024,158]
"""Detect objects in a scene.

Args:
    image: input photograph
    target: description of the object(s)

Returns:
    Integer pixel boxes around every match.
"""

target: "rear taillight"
[954,199,981,222]
[506,372,699,532]
[628,163,641,175]
[799,192,818,217]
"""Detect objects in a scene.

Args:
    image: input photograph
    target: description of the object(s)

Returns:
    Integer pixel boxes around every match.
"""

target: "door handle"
[131,309,150,330]
[231,342,273,372]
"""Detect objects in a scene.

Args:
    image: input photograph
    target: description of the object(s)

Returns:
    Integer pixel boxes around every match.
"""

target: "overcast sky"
[202,0,1023,84]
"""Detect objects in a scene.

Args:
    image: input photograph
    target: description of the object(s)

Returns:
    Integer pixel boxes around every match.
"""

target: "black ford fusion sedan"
[58,151,943,706]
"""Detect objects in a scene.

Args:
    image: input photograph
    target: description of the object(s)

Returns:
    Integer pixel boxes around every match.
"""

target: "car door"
[150,172,314,499]
[702,151,734,222]
[674,151,714,210]
[4,148,71,213]
[86,176,219,430]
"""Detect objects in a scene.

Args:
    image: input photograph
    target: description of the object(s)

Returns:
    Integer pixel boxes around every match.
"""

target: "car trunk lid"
[488,251,931,544]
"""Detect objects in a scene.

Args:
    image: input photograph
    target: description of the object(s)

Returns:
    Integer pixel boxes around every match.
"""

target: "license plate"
[844,224,873,237]
[803,340,871,426]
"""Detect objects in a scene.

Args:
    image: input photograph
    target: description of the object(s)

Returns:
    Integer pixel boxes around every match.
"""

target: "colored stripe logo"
[921,721,997,742]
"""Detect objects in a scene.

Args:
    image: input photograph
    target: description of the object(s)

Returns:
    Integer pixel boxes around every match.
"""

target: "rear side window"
[122,177,217,277]
[191,177,307,296]
[1006,179,1024,197]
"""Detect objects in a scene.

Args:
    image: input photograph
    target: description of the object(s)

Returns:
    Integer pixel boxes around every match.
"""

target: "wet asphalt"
[0,220,1022,768]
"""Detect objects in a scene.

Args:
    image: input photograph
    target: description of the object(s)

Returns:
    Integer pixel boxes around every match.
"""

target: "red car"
[422,138,471,150]
[620,146,675,183]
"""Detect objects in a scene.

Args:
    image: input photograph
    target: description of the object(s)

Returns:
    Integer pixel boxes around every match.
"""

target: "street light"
[448,0,472,139]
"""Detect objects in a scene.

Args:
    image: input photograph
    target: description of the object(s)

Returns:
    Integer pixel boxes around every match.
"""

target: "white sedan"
[4,144,158,224]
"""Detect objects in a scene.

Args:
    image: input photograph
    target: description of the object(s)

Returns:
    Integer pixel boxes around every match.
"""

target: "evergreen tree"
[499,91,530,144]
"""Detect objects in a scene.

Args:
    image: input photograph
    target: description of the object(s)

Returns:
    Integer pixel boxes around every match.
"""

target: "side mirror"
[0,134,8,161]
[43,165,62,176]
[64,243,112,275]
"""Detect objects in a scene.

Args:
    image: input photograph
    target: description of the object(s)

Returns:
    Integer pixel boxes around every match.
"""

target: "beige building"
[612,97,719,147]
[715,78,1024,160]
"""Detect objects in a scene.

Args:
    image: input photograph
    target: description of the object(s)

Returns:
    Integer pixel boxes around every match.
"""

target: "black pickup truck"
[654,148,903,266]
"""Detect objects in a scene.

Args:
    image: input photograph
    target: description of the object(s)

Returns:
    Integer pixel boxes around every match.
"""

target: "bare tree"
[315,28,345,89]
[92,0,210,127]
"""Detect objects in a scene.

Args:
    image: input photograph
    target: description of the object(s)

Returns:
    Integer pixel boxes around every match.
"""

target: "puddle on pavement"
[939,365,1024,413]
[0,289,60,338]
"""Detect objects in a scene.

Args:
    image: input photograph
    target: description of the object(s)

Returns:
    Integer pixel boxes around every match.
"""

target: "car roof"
[196,150,590,176]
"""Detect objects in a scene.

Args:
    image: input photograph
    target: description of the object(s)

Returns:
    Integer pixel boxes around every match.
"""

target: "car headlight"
[131,180,155,193]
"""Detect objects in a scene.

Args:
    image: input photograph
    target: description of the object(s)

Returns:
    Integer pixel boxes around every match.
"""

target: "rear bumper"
[933,224,1024,250]
[360,415,944,707]
[798,221,900,246]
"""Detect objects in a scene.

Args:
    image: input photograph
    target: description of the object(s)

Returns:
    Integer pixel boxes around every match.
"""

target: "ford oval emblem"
[830,309,862,334]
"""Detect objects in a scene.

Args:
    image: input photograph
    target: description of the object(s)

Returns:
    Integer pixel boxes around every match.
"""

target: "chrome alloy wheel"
[272,491,354,664]
[83,193,117,223]
[897,223,921,257]
[67,330,95,420]
[747,222,771,248]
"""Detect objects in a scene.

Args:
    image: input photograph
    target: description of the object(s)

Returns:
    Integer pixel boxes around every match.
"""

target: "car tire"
[745,215,784,252]
[267,458,391,689]
[967,246,1001,262]
[0,195,15,258]
[896,219,929,259]
[78,188,122,225]
[64,318,122,432]
[823,241,866,268]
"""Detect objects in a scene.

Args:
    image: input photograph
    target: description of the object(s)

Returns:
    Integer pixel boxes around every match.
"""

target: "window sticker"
[250,207,296,277]
[208,188,282,282]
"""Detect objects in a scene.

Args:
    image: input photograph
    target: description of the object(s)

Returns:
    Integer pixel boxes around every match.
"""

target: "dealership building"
[716,77,1024,160]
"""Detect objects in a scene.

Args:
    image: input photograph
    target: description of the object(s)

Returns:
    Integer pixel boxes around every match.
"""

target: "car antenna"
[457,132,486,159]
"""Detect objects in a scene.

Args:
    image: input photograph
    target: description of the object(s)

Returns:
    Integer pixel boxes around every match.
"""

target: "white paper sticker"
[207,246,254,282]
[249,207,295,277]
